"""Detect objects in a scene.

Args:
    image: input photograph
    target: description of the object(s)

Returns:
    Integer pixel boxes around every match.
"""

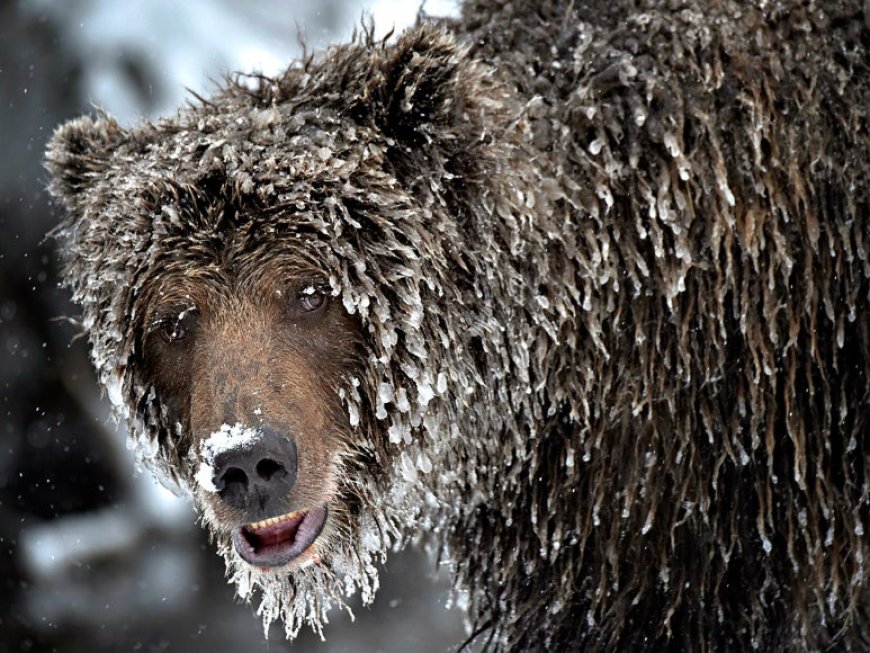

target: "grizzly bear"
[45,0,868,650]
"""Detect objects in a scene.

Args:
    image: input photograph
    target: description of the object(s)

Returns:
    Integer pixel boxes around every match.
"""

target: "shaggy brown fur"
[46,0,867,650]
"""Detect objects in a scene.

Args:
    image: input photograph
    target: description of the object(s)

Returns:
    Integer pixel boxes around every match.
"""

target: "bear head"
[44,25,529,636]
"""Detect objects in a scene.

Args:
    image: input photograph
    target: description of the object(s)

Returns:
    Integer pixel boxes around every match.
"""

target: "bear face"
[140,256,361,569]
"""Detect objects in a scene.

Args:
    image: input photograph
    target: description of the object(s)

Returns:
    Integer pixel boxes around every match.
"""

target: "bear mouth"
[231,505,328,568]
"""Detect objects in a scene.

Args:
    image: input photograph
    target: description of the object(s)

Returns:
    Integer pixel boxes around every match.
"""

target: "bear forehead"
[110,106,381,194]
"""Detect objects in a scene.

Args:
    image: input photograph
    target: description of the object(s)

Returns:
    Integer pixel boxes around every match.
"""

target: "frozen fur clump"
[45,0,868,651]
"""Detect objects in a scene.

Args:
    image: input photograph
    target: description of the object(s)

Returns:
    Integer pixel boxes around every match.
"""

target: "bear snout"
[207,425,298,517]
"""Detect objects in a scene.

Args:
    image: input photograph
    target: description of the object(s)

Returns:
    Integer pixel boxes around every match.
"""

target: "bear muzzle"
[195,422,331,568]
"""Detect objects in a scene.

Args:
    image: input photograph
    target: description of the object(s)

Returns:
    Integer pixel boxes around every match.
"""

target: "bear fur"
[45,0,868,650]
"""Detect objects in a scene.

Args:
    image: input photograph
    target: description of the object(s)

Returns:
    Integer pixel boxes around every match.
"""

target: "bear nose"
[212,425,297,515]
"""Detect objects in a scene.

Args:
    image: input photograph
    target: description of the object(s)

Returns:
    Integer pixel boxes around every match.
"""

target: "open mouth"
[231,506,328,568]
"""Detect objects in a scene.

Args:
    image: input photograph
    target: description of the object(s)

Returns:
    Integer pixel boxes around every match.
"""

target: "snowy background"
[0,1,469,651]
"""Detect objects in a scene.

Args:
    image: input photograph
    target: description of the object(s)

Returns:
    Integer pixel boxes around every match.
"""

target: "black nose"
[212,425,297,515]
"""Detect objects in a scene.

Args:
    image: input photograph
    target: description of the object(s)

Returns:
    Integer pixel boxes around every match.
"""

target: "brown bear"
[45,0,868,650]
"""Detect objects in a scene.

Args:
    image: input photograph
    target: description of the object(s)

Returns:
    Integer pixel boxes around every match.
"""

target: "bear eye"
[297,289,327,314]
[155,309,198,344]
[160,321,188,343]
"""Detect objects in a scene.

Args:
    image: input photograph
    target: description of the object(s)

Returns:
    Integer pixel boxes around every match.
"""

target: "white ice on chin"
[195,423,263,493]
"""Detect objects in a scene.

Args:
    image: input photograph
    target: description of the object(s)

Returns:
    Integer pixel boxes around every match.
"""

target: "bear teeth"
[248,509,305,532]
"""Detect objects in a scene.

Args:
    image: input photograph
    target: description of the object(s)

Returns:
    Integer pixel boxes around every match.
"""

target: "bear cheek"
[142,333,196,428]
[263,375,339,507]
[291,417,343,507]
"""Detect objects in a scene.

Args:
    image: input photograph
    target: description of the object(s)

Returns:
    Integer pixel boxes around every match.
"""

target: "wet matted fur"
[45,0,868,650]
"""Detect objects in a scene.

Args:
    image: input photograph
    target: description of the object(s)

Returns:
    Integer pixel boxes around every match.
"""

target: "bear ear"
[45,114,126,210]
[360,27,467,145]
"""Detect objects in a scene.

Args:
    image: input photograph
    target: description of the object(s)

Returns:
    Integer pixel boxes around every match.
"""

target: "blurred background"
[0,1,468,651]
